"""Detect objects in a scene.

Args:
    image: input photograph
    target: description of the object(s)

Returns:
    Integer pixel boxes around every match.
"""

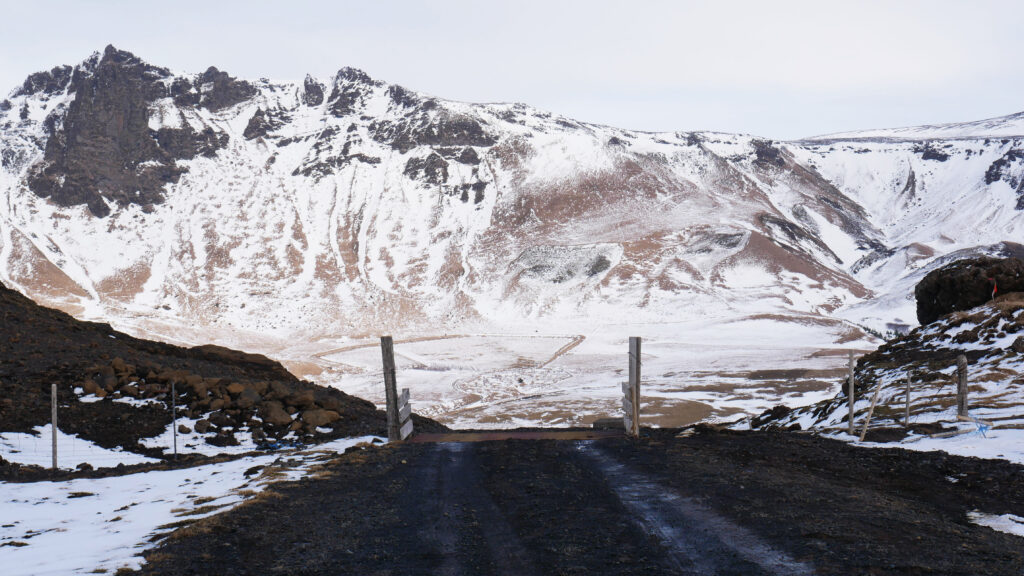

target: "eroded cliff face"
[24,46,253,216]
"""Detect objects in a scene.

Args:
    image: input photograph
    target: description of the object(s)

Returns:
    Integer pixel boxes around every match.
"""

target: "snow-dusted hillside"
[1,46,1022,427]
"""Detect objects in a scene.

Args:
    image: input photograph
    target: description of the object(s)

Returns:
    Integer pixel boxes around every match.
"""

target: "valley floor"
[133,428,1024,576]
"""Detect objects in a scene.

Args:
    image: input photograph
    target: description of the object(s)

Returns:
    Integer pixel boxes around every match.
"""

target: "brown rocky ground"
[0,281,445,475]
[131,427,1024,576]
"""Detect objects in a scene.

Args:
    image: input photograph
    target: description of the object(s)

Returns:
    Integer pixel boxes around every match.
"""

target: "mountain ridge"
[1,46,1022,426]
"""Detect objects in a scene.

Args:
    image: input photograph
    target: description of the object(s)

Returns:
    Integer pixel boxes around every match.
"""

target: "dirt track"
[134,428,1024,575]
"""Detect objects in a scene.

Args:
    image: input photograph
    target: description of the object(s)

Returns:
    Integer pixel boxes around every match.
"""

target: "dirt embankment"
[0,280,445,471]
[133,428,1024,576]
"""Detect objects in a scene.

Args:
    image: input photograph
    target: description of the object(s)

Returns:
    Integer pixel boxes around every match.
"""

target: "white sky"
[1,0,1021,139]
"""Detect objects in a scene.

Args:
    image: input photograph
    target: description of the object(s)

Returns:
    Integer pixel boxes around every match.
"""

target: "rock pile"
[78,357,373,446]
[915,257,1024,324]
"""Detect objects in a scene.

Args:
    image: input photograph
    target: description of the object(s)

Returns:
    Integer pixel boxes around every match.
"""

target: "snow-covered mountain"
[1,46,1022,426]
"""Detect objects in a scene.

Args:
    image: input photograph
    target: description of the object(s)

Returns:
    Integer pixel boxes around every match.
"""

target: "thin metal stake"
[171,380,178,460]
[51,383,58,470]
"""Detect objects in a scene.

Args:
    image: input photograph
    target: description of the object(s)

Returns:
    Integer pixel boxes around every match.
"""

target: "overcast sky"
[1,0,1021,139]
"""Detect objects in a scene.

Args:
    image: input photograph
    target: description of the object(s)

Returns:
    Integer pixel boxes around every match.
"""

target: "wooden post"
[622,381,634,434]
[627,337,641,437]
[397,388,414,441]
[847,351,855,436]
[904,375,911,428]
[51,383,57,471]
[171,379,178,460]
[380,336,400,442]
[956,354,968,417]
[859,385,883,442]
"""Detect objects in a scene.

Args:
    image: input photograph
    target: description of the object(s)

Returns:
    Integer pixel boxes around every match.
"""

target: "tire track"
[575,441,815,576]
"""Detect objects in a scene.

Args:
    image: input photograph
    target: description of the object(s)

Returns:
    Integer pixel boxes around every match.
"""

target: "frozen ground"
[310,315,873,429]
[0,435,380,576]
[0,425,159,469]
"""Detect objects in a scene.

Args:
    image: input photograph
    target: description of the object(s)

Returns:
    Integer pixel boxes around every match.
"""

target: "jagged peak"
[333,66,378,86]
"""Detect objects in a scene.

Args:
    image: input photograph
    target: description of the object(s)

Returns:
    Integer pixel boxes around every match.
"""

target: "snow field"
[0,435,381,575]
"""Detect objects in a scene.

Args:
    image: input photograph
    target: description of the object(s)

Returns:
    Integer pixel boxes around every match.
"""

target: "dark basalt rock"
[0,100,10,112]
[25,46,238,217]
[194,67,257,111]
[752,139,786,168]
[915,257,1024,324]
[302,75,324,107]
[327,67,381,117]
[387,85,419,108]
[404,153,449,185]
[169,67,256,112]
[13,65,73,97]
[457,147,481,165]
[243,108,289,140]
[984,147,1024,210]
[916,142,950,162]
[371,113,497,154]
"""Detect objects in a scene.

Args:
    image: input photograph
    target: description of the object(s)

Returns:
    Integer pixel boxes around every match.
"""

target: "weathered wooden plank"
[904,375,911,428]
[956,414,994,427]
[622,381,632,394]
[858,384,883,442]
[622,396,633,413]
[399,388,410,408]
[399,419,414,441]
[956,355,968,417]
[381,336,400,442]
[628,337,642,437]
[399,401,412,424]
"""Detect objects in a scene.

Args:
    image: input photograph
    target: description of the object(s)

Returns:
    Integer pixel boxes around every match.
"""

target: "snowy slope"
[803,110,1024,141]
[1,47,1022,427]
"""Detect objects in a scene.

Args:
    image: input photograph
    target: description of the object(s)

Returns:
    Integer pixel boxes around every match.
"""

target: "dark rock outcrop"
[752,139,786,168]
[370,113,496,154]
[243,108,289,140]
[404,153,449,185]
[171,66,257,111]
[915,257,1024,324]
[24,46,244,217]
[13,65,73,97]
[302,75,324,107]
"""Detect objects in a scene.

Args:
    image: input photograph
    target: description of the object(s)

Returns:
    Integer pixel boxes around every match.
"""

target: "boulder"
[119,384,139,398]
[178,424,192,434]
[301,408,340,428]
[190,380,209,399]
[915,257,1024,324]
[110,357,127,373]
[226,382,246,395]
[81,379,100,395]
[209,410,233,428]
[258,401,293,426]
[266,381,291,400]
[98,366,118,390]
[236,389,262,409]
[194,419,211,434]
[1012,336,1024,354]
[207,430,239,447]
[286,389,316,409]
[209,398,226,411]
